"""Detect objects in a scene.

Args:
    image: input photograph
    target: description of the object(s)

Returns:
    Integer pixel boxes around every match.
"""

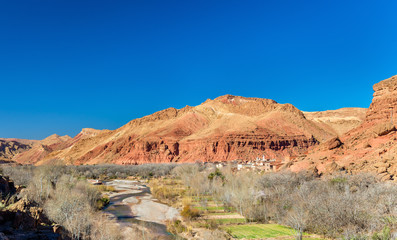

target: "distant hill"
[0,134,71,163]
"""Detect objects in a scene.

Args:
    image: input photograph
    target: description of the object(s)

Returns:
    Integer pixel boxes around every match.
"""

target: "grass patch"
[223,224,326,239]
[214,218,247,224]
[224,224,294,239]
[206,212,239,216]
[193,206,225,211]
[96,185,116,192]
[191,196,214,202]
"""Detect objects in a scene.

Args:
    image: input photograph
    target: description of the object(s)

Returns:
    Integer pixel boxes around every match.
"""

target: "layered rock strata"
[291,75,397,181]
[33,95,363,165]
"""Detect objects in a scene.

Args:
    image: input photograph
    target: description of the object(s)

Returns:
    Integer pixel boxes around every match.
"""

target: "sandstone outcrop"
[366,75,397,124]
[0,197,59,240]
[291,75,397,180]
[325,137,343,150]
[0,175,59,240]
[372,122,396,136]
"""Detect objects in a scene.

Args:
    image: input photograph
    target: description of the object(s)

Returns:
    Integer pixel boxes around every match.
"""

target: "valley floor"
[102,179,180,239]
[148,177,327,240]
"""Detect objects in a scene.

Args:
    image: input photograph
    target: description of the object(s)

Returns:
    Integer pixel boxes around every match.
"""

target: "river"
[102,180,180,239]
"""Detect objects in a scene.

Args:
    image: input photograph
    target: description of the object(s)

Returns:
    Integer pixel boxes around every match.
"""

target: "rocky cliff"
[0,175,60,240]
[290,75,397,181]
[366,75,397,124]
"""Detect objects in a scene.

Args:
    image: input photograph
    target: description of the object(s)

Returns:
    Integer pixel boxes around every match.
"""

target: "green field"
[213,218,247,224]
[224,224,295,239]
[193,205,225,211]
[223,224,326,240]
[206,211,238,216]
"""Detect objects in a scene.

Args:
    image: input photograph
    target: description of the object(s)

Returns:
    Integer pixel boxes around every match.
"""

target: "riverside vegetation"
[152,164,397,240]
[1,163,397,240]
[0,164,177,240]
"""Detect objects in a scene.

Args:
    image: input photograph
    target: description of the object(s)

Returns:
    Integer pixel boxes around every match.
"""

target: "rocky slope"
[24,95,364,165]
[0,175,60,240]
[290,75,397,180]
[0,135,71,164]
[0,140,32,161]
[303,108,367,136]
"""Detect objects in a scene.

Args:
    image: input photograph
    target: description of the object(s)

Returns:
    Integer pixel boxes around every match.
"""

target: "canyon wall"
[291,75,397,181]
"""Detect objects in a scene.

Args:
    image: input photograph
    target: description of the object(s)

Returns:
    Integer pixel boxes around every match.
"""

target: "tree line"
[172,164,397,240]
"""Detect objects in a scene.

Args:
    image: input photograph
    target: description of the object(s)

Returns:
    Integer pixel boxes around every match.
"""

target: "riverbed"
[102,179,180,239]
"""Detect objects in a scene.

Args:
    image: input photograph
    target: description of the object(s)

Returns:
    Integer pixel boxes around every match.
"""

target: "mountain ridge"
[9,94,365,165]
[0,90,376,168]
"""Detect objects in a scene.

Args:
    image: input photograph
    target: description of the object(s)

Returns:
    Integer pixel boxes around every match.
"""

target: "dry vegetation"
[149,178,185,206]
[1,163,181,240]
[2,165,126,240]
[2,163,397,240]
[168,164,397,240]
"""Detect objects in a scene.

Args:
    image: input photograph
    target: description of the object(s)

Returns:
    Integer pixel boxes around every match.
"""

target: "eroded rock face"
[2,134,72,164]
[6,197,48,230]
[366,75,397,124]
[34,95,345,165]
[0,175,59,240]
[292,75,397,180]
[326,137,343,150]
[79,134,319,165]
[372,122,396,136]
[0,140,31,161]
[0,197,59,240]
[303,108,366,136]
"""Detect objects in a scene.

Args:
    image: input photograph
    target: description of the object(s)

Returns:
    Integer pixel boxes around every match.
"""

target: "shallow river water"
[102,180,179,239]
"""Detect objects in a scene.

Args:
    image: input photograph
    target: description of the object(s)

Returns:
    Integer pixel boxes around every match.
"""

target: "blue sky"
[1,0,396,139]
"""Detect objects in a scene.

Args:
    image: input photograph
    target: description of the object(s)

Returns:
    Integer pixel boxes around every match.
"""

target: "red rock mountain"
[0,139,32,162]
[0,135,71,163]
[6,95,361,165]
[290,75,397,181]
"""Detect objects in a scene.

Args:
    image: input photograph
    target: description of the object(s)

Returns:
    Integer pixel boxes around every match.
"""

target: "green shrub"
[330,176,347,184]
[203,219,219,229]
[208,168,225,182]
[372,226,391,240]
[166,219,187,234]
[96,197,110,210]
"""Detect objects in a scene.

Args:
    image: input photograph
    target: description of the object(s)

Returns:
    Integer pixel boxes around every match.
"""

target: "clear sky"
[1,0,396,139]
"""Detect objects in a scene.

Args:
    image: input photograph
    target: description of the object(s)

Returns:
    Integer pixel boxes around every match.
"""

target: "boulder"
[7,197,50,230]
[326,137,343,150]
[0,176,16,198]
[373,122,396,136]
